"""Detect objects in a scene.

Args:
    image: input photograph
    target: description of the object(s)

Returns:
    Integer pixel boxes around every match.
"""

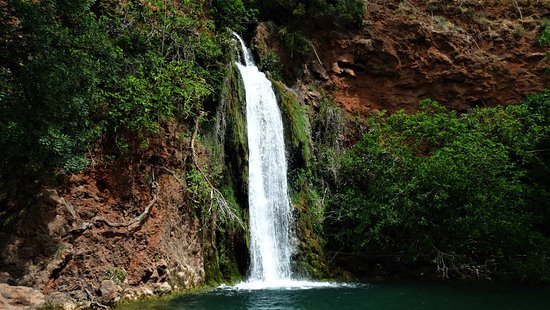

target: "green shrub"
[105,266,127,284]
[325,92,550,281]
[258,50,283,81]
[309,0,364,28]
[539,23,550,47]
[252,0,364,28]
[0,0,115,182]
[211,0,258,32]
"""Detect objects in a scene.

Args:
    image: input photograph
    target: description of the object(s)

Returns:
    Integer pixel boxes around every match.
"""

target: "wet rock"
[0,284,45,309]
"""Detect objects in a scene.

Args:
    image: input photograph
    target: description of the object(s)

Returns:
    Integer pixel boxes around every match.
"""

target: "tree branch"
[93,194,157,229]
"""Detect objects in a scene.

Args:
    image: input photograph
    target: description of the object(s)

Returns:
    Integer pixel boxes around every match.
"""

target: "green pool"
[121,281,550,309]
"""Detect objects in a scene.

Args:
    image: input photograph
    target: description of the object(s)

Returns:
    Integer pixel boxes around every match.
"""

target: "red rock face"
[0,127,207,304]
[257,0,550,114]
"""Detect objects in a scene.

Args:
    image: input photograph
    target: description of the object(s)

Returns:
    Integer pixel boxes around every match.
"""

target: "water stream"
[233,33,294,286]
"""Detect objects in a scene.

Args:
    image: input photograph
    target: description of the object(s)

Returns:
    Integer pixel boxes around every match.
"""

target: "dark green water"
[123,282,550,310]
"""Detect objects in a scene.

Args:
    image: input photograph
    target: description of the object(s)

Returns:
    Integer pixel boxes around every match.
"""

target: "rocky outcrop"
[0,284,45,309]
[256,0,550,114]
[0,128,207,306]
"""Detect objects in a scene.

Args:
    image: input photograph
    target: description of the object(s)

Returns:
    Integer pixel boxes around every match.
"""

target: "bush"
[0,0,226,181]
[539,23,550,47]
[309,0,365,28]
[252,0,364,28]
[0,0,229,215]
[211,0,258,32]
[0,0,115,182]
[325,92,550,281]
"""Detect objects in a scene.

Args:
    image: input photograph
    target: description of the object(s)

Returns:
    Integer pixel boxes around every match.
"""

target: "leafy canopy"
[326,93,550,281]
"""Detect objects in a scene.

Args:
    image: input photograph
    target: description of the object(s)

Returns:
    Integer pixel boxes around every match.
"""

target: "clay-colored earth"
[257,0,549,114]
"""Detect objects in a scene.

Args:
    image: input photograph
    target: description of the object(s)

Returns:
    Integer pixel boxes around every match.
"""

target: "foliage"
[272,80,311,166]
[308,0,365,28]
[1,0,114,188]
[311,91,344,189]
[251,0,364,28]
[0,0,228,197]
[275,27,312,60]
[105,266,127,284]
[325,93,550,281]
[539,21,550,47]
[186,168,212,222]
[211,0,258,32]
[258,50,284,81]
[99,0,224,146]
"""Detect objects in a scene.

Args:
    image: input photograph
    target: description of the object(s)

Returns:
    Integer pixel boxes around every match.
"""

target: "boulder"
[99,280,122,304]
[152,282,172,295]
[0,283,45,309]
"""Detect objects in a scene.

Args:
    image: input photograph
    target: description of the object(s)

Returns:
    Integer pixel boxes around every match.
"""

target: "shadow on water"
[122,281,550,310]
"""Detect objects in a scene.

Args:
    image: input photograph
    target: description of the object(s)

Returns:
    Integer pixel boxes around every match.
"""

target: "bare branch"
[93,195,158,229]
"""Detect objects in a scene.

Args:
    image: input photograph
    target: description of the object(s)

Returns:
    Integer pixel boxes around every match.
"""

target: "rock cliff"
[256,0,549,114]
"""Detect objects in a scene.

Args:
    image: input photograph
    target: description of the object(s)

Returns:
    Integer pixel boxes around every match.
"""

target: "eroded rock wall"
[256,0,549,114]
[0,129,206,307]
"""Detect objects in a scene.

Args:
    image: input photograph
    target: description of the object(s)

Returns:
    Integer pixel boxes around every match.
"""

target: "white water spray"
[233,33,294,285]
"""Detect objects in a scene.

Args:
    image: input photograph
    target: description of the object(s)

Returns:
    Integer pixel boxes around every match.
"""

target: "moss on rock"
[270,79,331,279]
[201,62,250,285]
[271,79,312,168]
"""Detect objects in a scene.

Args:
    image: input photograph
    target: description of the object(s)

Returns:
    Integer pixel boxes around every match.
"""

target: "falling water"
[233,33,293,284]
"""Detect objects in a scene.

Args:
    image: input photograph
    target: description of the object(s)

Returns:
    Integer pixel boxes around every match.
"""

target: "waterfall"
[233,33,293,283]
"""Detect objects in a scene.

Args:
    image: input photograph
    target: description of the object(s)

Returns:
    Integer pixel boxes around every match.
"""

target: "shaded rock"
[305,90,321,106]
[352,37,375,51]
[252,22,270,58]
[331,62,342,74]
[310,62,330,81]
[343,68,356,77]
[99,280,122,304]
[337,54,355,65]
[427,47,453,65]
[0,272,14,285]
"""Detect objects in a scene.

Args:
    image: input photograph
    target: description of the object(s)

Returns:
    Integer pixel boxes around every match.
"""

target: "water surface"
[122,281,550,309]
